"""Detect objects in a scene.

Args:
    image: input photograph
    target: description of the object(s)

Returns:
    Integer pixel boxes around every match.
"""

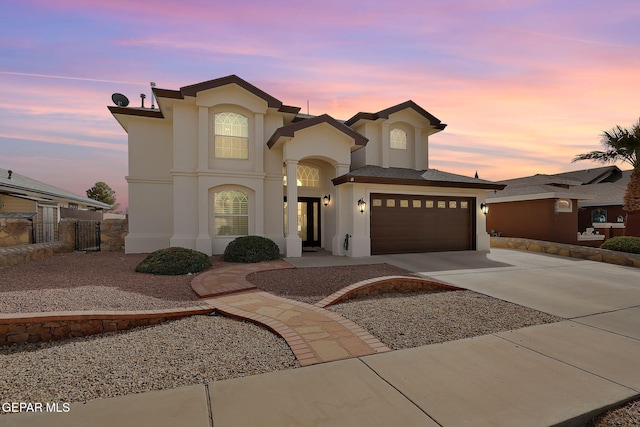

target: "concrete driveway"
[289,247,640,324]
[423,248,640,321]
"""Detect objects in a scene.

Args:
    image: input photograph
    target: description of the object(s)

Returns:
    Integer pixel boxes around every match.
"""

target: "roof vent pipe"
[150,82,156,109]
[7,170,12,179]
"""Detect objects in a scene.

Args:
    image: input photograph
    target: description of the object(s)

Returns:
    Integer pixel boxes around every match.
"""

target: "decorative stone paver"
[204,291,390,366]
[190,260,293,297]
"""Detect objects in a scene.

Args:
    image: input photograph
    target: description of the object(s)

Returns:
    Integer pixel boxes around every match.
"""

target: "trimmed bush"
[223,235,281,263]
[135,247,212,275]
[600,236,640,254]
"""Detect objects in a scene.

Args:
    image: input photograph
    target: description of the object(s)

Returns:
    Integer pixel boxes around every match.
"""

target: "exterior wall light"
[357,198,367,213]
[323,194,331,206]
[480,202,489,215]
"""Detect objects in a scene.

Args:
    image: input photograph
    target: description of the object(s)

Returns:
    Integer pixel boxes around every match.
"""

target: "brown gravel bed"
[0,252,203,312]
[587,399,640,427]
[247,263,419,304]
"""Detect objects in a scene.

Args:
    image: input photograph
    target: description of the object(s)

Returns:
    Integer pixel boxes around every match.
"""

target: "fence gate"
[75,221,101,251]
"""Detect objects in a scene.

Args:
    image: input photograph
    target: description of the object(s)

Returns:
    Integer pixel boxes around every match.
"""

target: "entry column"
[285,160,302,257]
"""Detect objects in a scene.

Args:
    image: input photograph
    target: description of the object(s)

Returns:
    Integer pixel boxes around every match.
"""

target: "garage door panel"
[370,194,474,255]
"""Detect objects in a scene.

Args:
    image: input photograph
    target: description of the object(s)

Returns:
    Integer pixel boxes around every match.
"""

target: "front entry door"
[284,197,321,247]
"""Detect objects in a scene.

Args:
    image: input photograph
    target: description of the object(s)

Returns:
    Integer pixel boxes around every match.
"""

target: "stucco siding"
[487,199,578,245]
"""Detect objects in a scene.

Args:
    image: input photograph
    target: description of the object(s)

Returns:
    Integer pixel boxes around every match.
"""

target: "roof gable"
[344,100,446,130]
[108,75,300,123]
[177,75,300,114]
[267,114,368,149]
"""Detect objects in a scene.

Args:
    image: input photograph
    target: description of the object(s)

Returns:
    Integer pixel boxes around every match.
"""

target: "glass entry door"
[284,197,321,247]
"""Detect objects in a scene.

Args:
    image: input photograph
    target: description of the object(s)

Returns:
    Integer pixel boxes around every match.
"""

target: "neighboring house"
[0,168,110,245]
[109,75,503,257]
[486,166,631,245]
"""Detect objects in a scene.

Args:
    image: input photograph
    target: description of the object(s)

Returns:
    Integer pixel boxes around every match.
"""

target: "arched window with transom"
[214,112,249,159]
[213,190,248,236]
[282,165,320,187]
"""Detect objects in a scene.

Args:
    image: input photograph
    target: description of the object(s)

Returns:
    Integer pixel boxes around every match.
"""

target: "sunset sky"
[1,0,639,210]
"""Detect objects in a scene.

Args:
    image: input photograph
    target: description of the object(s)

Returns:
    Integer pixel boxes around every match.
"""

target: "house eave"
[487,192,596,204]
[332,175,505,190]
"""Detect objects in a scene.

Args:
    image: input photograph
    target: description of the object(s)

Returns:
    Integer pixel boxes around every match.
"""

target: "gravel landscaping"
[1,251,633,424]
[328,291,561,350]
[0,315,297,405]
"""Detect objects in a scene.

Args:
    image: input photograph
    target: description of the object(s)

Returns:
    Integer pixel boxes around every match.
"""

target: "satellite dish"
[111,93,130,107]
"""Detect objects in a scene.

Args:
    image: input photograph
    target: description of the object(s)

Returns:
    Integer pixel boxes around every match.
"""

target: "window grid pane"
[214,112,249,159]
[214,191,248,236]
[390,128,407,150]
[282,165,320,187]
[298,165,320,187]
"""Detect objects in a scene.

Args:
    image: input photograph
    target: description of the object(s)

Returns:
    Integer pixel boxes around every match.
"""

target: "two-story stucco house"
[109,75,503,257]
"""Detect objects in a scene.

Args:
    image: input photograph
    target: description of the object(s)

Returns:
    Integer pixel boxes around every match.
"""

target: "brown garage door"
[370,194,475,255]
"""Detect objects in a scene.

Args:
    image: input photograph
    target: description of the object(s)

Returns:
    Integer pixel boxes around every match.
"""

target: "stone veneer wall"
[0,218,129,267]
[491,236,640,268]
[100,218,128,252]
[0,218,31,247]
[0,242,70,267]
[0,307,212,346]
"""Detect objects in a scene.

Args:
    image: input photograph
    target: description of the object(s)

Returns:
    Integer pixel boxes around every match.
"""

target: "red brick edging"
[0,305,213,346]
[315,276,462,308]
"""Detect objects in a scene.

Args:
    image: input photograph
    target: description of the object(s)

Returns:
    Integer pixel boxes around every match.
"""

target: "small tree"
[86,181,120,212]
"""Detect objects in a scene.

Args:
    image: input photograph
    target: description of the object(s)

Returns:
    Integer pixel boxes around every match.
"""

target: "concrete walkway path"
[204,291,390,366]
[3,249,639,426]
[191,259,392,365]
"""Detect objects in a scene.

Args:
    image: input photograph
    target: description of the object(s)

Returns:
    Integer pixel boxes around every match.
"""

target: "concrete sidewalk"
[3,249,639,426]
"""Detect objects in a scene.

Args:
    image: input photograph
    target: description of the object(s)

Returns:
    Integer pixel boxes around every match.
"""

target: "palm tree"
[573,118,640,236]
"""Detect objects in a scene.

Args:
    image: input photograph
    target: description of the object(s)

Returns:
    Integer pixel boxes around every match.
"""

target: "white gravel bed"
[0,285,202,313]
[0,315,298,406]
[329,290,563,350]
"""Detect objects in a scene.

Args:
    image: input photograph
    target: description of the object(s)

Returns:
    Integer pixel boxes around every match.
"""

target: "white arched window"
[282,165,320,187]
[390,128,407,150]
[213,190,248,236]
[214,112,249,159]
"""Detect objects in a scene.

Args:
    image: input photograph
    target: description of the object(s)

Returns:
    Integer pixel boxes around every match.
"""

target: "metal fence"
[33,221,59,244]
[75,220,101,251]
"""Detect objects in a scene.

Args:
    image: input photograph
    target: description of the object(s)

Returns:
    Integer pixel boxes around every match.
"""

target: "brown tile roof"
[491,167,631,205]
[332,165,504,190]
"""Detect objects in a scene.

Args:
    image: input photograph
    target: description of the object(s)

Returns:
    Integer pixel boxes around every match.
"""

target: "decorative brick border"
[0,305,213,346]
[315,276,463,308]
[190,260,293,298]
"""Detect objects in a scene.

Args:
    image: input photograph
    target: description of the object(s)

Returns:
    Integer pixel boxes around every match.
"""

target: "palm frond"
[574,118,640,168]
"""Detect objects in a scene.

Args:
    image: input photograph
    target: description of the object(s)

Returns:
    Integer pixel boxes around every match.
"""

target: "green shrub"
[223,235,281,263]
[135,247,212,275]
[600,236,640,254]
